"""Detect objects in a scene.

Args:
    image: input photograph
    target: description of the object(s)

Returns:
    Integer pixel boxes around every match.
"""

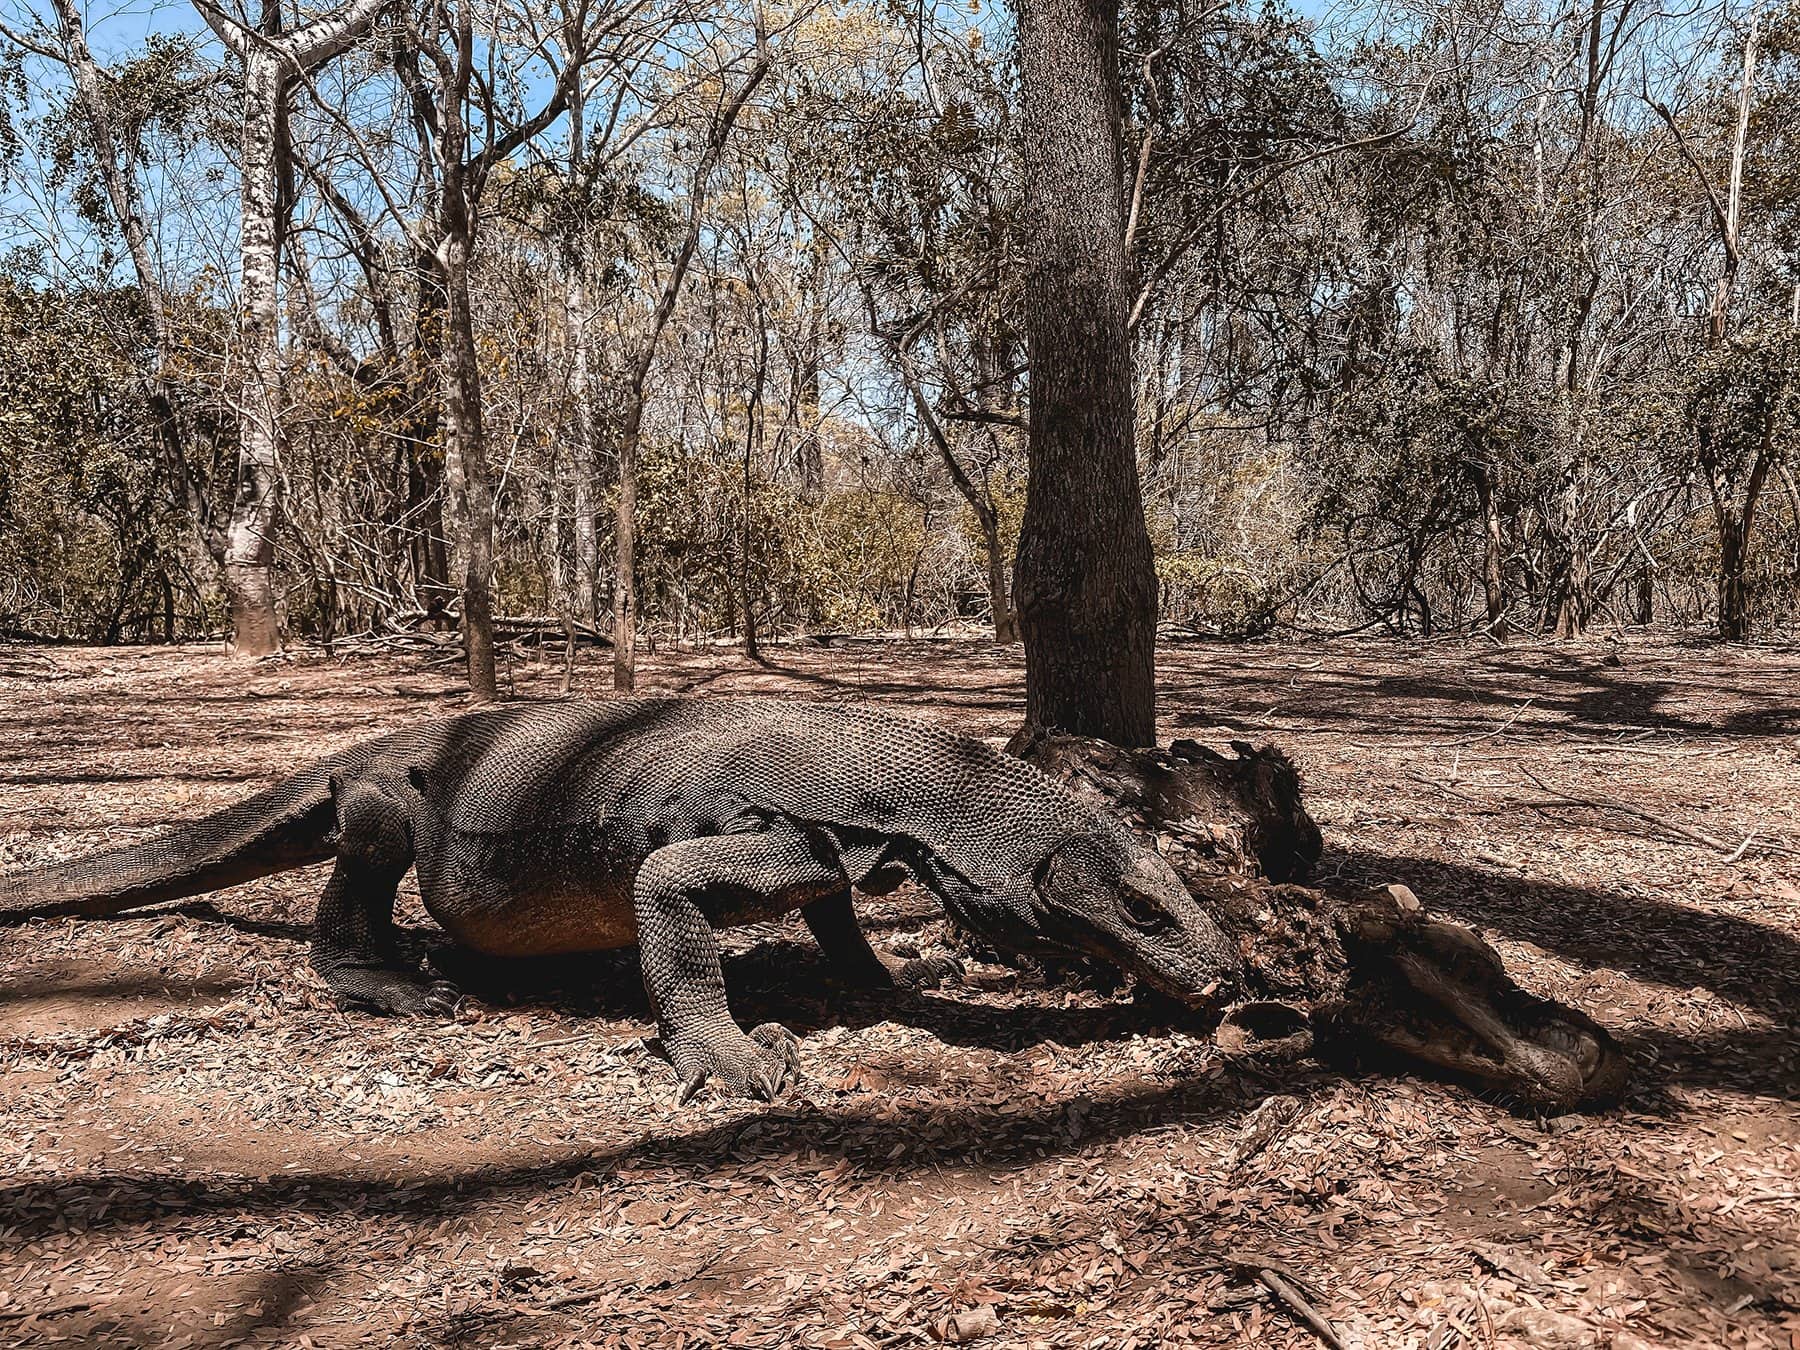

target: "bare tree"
[194,0,390,656]
[611,46,770,691]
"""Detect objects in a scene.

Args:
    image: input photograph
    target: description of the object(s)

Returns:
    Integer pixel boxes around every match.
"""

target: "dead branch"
[1225,1252,1347,1349]
[1518,766,1794,858]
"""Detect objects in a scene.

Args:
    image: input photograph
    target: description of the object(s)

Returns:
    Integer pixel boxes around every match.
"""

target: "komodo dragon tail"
[0,759,349,921]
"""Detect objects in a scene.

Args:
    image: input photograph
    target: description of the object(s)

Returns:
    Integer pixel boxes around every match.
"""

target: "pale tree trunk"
[1654,9,1764,636]
[430,0,497,703]
[1712,10,1761,641]
[564,79,600,628]
[1549,0,1613,641]
[1709,8,1757,350]
[567,267,601,628]
[1553,466,1592,640]
[441,228,497,700]
[1014,0,1157,744]
[384,0,605,699]
[198,0,392,656]
[612,398,642,690]
[46,0,221,589]
[972,330,1019,643]
[985,530,1018,643]
[409,251,454,623]
[225,48,285,657]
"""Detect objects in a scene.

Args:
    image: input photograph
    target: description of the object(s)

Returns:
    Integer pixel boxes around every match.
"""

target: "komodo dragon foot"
[316,959,463,1017]
[668,1022,803,1104]
[886,953,964,990]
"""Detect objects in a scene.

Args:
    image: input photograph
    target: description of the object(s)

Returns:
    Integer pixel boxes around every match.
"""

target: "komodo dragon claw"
[892,953,964,990]
[670,1022,804,1104]
[334,976,463,1018]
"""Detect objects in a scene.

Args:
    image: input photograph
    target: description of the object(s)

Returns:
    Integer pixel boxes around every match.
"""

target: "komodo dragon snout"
[1013,822,1243,1010]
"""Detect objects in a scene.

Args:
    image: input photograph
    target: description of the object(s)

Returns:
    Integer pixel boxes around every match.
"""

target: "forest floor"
[1,631,1797,1349]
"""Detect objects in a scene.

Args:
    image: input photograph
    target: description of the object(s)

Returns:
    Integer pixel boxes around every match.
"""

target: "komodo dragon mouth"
[1011,731,1629,1114]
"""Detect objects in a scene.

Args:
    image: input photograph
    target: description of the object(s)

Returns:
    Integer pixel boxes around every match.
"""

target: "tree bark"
[1717,418,1775,642]
[409,249,454,624]
[564,80,600,628]
[224,47,286,657]
[198,0,392,656]
[611,396,642,691]
[985,524,1019,643]
[567,267,601,628]
[1470,462,1507,633]
[442,228,498,700]
[1014,0,1157,744]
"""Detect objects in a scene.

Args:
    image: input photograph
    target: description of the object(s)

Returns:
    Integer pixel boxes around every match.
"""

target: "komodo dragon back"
[0,699,1095,920]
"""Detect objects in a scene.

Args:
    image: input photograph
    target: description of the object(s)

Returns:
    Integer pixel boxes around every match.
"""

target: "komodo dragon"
[1,698,1244,1100]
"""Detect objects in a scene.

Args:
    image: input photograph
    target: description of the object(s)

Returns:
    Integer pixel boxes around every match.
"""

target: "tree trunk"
[612,399,642,691]
[1717,423,1775,643]
[198,0,391,656]
[796,310,825,496]
[1554,552,1591,639]
[1471,462,1507,633]
[1013,0,1157,744]
[441,228,497,702]
[568,263,601,628]
[982,516,1018,643]
[1552,459,1591,639]
[408,253,455,625]
[1718,519,1750,641]
[564,84,600,627]
[224,49,286,657]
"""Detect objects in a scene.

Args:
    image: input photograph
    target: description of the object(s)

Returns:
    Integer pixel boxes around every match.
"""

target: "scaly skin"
[1,698,1242,1101]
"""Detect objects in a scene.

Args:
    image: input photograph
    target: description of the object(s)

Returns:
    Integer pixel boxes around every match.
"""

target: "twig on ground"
[1226,1253,1346,1349]
[1519,766,1793,859]
[1426,697,1535,748]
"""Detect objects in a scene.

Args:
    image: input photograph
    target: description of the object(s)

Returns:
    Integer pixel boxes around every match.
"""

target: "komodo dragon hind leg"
[633,823,841,1103]
[310,773,459,1017]
[802,891,963,991]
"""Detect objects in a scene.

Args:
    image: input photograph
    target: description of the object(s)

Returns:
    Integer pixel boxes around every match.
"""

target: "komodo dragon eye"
[1118,886,1173,935]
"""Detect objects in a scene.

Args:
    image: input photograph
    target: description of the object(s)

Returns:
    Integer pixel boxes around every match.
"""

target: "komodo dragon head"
[1006,820,1246,1012]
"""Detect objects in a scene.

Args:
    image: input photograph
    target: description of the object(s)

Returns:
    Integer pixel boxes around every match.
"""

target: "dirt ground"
[2,631,1797,1349]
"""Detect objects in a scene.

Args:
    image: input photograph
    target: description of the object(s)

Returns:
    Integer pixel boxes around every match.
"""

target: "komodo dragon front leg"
[634,821,840,1102]
[310,772,460,1016]
[801,891,962,991]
